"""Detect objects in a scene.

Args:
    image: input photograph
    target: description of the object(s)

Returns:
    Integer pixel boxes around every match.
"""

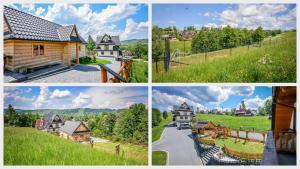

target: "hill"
[197,114,271,132]
[121,39,148,45]
[4,127,144,165]
[153,32,296,82]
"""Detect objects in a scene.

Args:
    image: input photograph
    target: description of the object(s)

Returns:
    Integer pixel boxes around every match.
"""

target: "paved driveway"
[27,57,121,83]
[153,124,203,165]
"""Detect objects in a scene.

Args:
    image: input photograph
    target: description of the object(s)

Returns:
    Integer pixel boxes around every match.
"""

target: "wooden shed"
[3,6,87,72]
[60,121,91,142]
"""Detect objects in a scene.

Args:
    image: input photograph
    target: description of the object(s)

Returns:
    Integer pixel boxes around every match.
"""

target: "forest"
[4,103,148,145]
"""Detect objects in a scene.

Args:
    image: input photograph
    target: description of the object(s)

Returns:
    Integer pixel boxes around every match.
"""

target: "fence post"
[100,67,108,83]
[164,37,170,72]
[115,144,120,155]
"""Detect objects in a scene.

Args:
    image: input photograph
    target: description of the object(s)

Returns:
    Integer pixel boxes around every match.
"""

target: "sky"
[153,4,296,30]
[4,86,148,110]
[152,86,272,112]
[8,3,148,41]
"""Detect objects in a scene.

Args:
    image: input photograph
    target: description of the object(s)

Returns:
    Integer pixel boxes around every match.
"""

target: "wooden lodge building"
[3,6,87,72]
[60,121,91,142]
[43,113,65,132]
[95,34,121,58]
[172,102,195,129]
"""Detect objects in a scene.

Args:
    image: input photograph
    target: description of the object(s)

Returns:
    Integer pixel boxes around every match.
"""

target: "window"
[180,116,183,119]
[185,116,188,119]
[33,45,39,56]
[110,51,113,55]
[101,51,104,55]
[40,45,44,56]
[33,44,45,56]
[78,45,81,51]
[105,45,109,50]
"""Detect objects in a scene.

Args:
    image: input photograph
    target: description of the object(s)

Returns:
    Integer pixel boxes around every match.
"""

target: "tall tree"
[6,104,18,126]
[253,26,265,47]
[152,108,162,127]
[163,111,168,119]
[86,35,96,51]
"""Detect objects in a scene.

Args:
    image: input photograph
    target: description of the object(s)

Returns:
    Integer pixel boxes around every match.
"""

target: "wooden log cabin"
[3,6,87,72]
[43,113,65,132]
[60,121,91,142]
[261,86,296,165]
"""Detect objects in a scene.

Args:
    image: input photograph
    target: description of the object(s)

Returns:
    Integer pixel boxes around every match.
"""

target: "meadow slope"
[4,127,146,165]
[153,32,296,82]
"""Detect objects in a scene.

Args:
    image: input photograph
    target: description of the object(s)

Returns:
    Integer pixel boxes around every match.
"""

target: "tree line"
[152,108,168,127]
[88,103,148,145]
[4,104,40,127]
[191,26,281,54]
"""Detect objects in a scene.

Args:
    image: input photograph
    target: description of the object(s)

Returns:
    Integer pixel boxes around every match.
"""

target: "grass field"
[94,142,148,165]
[129,61,148,83]
[152,151,167,165]
[80,58,112,65]
[215,137,264,154]
[153,32,296,82]
[152,113,173,142]
[197,114,271,132]
[4,127,146,165]
[170,39,192,54]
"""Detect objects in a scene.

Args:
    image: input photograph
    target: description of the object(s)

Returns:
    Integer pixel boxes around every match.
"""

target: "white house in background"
[172,102,195,129]
[95,34,121,57]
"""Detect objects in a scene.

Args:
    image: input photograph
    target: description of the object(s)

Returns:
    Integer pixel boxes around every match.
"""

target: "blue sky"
[152,86,272,112]
[9,3,148,40]
[153,4,296,30]
[4,86,148,110]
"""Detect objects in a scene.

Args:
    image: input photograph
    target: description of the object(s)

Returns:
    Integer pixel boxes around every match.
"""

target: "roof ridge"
[4,5,62,28]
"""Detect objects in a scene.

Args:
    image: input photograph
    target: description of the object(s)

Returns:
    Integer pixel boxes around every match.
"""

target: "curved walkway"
[153,124,203,165]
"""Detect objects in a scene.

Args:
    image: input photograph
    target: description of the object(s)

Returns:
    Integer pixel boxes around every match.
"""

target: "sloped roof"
[44,113,64,124]
[3,6,85,43]
[60,121,90,135]
[96,34,121,45]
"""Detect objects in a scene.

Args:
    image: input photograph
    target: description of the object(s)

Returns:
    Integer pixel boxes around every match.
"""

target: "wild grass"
[152,113,173,142]
[215,137,264,154]
[153,32,296,82]
[80,57,112,65]
[152,151,167,165]
[129,61,148,83]
[94,141,148,165]
[197,114,271,132]
[4,127,145,165]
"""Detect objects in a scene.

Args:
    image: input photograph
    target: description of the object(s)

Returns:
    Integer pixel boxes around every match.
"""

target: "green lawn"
[80,57,112,65]
[4,127,144,165]
[152,113,173,142]
[129,61,148,83]
[197,114,271,132]
[152,151,167,165]
[215,137,264,154]
[153,32,296,82]
[94,141,148,165]
[170,39,192,54]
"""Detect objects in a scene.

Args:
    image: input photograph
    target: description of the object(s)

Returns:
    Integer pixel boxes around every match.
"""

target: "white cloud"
[204,23,219,28]
[21,3,35,11]
[50,89,71,99]
[35,6,45,16]
[152,90,206,112]
[72,92,92,108]
[219,4,296,30]
[243,96,272,110]
[204,12,210,17]
[138,21,148,29]
[33,86,51,108]
[39,3,145,40]
[168,20,176,24]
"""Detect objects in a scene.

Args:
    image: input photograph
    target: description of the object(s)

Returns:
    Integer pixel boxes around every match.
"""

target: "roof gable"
[60,121,90,135]
[96,34,121,45]
[3,6,85,43]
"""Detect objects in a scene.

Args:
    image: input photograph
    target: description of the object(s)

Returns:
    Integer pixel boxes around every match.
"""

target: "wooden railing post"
[285,133,289,151]
[101,67,107,83]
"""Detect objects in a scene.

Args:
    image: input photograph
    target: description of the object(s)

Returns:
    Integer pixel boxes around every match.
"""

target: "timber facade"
[60,121,91,142]
[3,6,87,72]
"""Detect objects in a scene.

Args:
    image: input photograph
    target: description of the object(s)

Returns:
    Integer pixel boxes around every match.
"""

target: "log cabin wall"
[4,40,14,70]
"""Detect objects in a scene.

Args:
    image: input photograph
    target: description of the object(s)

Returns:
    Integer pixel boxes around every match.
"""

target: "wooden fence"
[223,145,263,160]
[99,60,132,83]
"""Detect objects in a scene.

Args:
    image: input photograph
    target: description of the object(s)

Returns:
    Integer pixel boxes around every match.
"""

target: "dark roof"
[60,121,90,135]
[44,113,64,125]
[96,34,121,45]
[4,6,85,43]
[173,102,193,112]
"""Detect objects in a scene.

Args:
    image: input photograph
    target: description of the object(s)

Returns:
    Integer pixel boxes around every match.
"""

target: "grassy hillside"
[152,113,173,142]
[170,39,192,54]
[4,127,145,165]
[153,32,296,82]
[197,114,271,132]
[129,61,148,83]
[152,151,167,165]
